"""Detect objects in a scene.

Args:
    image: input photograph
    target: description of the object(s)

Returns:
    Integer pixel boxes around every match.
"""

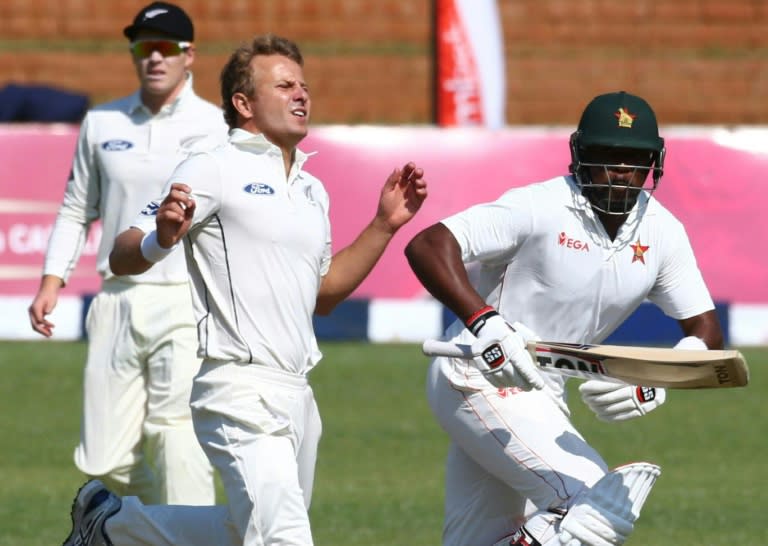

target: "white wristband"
[140,230,178,263]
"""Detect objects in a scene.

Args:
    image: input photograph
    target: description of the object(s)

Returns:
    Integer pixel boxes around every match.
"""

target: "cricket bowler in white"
[60,34,428,546]
[405,91,724,545]
[28,2,227,506]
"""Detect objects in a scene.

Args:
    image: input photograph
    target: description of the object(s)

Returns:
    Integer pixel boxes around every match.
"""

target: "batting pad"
[542,462,661,546]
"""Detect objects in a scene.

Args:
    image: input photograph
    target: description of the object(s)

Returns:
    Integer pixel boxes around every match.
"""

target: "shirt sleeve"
[172,152,223,229]
[307,175,332,276]
[440,188,533,265]
[647,220,715,319]
[43,113,100,282]
[319,188,332,277]
[130,152,223,233]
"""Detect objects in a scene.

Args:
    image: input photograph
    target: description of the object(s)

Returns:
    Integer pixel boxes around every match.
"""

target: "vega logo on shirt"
[243,183,276,196]
[101,140,134,151]
[558,231,590,252]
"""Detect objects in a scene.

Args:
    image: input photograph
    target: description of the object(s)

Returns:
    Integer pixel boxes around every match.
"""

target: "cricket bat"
[421,339,749,389]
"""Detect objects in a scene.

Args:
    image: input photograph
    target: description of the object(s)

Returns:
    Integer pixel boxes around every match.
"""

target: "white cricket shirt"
[44,74,228,285]
[134,129,332,374]
[441,175,715,391]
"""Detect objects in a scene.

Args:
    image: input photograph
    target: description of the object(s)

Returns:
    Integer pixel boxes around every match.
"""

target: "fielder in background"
[27,2,227,505]
[405,91,723,546]
[62,34,428,546]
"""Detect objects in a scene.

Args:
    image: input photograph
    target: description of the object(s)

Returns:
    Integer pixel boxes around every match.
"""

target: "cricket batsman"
[405,91,723,545]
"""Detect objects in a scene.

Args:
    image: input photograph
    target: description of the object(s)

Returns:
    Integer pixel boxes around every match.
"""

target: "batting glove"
[509,320,572,416]
[578,336,705,422]
[466,307,545,391]
[579,381,666,422]
[673,335,708,350]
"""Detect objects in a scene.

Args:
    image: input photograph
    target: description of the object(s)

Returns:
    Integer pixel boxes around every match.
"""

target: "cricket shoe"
[62,479,121,546]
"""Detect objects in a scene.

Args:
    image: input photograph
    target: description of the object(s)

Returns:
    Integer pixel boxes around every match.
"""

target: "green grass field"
[0,341,765,545]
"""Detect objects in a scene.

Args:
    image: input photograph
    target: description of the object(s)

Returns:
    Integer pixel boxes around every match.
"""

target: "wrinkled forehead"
[581,145,654,165]
[251,54,305,84]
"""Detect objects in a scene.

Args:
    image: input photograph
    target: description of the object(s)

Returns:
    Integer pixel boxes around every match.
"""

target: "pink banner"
[1,125,766,302]
[0,124,100,296]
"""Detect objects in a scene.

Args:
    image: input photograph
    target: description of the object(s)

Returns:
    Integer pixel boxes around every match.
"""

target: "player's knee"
[553,462,660,546]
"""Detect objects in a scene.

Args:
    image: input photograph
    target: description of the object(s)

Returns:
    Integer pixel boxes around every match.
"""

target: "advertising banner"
[2,125,766,304]
[434,0,506,128]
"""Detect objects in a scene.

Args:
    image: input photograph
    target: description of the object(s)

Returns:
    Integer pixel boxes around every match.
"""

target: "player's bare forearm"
[678,310,724,349]
[315,219,394,315]
[315,163,427,315]
[405,223,486,321]
[109,228,153,276]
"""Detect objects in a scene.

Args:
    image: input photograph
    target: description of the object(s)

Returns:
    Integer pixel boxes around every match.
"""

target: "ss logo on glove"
[482,344,505,369]
[464,310,545,391]
[636,386,657,402]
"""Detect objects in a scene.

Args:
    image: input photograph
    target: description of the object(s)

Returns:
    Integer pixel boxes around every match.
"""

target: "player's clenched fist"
[155,183,196,248]
[466,307,545,390]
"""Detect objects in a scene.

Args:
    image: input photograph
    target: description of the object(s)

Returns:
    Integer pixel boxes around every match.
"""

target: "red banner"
[435,0,506,128]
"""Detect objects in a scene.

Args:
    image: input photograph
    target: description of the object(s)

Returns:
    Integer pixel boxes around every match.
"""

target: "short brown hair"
[220,34,304,129]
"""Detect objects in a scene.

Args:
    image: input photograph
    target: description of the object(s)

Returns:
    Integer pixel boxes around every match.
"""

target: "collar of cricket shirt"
[229,128,312,166]
[564,174,654,252]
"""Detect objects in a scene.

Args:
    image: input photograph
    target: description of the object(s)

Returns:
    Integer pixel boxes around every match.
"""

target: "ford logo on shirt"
[140,202,160,216]
[101,140,134,151]
[243,183,275,196]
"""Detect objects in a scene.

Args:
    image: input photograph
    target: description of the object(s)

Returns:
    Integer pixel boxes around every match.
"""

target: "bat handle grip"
[422,339,475,359]
[422,339,538,359]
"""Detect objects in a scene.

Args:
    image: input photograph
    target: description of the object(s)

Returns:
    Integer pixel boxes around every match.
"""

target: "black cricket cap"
[123,2,194,42]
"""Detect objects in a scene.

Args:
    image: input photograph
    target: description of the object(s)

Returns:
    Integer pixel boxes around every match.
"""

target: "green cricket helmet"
[569,91,666,214]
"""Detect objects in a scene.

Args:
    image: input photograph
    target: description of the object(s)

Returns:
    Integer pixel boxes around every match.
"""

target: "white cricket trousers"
[427,358,609,546]
[105,361,323,546]
[73,280,214,505]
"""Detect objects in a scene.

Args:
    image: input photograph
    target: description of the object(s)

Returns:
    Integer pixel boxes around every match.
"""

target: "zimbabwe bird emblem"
[615,108,636,128]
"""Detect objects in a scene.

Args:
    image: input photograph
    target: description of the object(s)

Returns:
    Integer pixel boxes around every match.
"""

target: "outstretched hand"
[155,183,196,248]
[375,162,428,233]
